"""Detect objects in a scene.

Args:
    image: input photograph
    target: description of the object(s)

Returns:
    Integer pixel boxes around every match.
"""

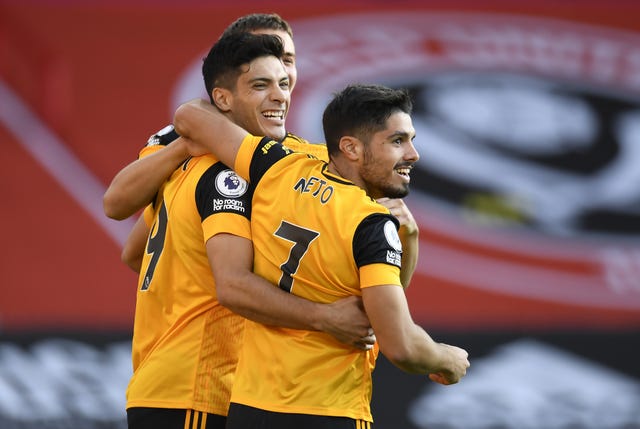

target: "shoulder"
[146,124,179,147]
[283,133,329,162]
[283,132,311,146]
[138,124,180,158]
[167,155,225,189]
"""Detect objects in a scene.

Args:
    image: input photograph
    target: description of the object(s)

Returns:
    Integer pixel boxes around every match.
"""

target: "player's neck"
[328,159,365,191]
[327,160,345,179]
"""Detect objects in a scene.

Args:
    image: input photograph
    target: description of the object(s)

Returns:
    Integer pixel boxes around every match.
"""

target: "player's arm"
[120,215,150,273]
[174,99,248,171]
[362,283,469,384]
[103,136,191,220]
[355,214,468,382]
[207,233,375,350]
[377,197,419,288]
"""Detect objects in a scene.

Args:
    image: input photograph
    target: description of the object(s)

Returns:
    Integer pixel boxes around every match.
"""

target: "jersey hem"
[126,400,227,416]
[228,399,372,423]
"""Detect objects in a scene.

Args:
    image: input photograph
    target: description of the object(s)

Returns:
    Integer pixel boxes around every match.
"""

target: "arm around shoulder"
[103,138,189,220]
[174,99,248,168]
[206,233,374,350]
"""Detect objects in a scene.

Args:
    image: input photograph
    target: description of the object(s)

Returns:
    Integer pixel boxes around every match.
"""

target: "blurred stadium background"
[1,1,639,428]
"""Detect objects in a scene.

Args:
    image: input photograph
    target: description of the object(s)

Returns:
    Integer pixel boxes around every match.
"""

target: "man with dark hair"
[175,81,470,428]
[103,14,298,268]
[124,31,375,429]
[219,13,297,91]
[222,12,292,37]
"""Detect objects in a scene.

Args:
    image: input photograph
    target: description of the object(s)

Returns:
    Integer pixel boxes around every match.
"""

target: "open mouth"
[395,166,412,180]
[262,110,285,121]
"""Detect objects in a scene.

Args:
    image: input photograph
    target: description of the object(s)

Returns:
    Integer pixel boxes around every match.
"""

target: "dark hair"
[202,32,284,103]
[322,84,413,156]
[221,13,293,39]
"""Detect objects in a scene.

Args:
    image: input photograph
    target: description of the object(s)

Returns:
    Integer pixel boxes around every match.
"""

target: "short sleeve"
[353,214,403,288]
[195,163,253,242]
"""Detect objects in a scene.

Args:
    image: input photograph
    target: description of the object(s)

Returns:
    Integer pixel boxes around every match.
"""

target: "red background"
[2,0,640,332]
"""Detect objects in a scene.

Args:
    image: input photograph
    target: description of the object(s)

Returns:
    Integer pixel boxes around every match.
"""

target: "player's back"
[231,136,401,421]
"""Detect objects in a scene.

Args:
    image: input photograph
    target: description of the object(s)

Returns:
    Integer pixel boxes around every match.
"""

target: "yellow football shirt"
[230,135,403,422]
[126,127,327,416]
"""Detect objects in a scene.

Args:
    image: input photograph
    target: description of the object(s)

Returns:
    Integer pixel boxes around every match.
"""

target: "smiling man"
[124,31,374,429]
[175,79,471,428]
[201,33,288,141]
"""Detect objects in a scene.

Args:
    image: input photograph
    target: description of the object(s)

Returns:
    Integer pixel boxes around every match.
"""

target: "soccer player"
[103,13,418,285]
[103,13,300,271]
[174,64,471,428]
[124,30,376,429]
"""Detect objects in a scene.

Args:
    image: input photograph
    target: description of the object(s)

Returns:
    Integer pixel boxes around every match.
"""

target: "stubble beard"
[362,149,410,199]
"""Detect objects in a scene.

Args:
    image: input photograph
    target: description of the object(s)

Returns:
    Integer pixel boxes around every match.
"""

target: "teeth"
[396,168,411,175]
[263,111,284,119]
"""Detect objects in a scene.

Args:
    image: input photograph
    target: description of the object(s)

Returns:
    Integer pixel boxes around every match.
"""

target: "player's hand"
[176,136,208,158]
[377,198,418,237]
[429,344,470,385]
[320,296,375,351]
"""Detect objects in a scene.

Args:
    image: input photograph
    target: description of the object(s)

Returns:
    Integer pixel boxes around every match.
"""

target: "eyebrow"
[386,130,415,140]
[248,77,272,83]
[248,75,289,84]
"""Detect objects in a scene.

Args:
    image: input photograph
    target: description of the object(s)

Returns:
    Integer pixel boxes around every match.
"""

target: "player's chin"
[264,124,287,141]
[384,184,410,199]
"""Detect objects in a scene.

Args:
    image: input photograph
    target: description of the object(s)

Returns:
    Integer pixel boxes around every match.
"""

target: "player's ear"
[338,136,362,161]
[212,88,232,112]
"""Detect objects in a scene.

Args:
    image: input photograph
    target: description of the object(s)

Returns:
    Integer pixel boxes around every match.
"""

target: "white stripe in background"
[0,79,134,246]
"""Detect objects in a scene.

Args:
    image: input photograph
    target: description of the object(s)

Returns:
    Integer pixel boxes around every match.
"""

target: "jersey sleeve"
[234,134,265,181]
[195,162,252,242]
[138,124,180,159]
[353,214,403,288]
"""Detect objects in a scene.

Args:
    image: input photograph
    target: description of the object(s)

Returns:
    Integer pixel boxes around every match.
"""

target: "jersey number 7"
[273,220,319,293]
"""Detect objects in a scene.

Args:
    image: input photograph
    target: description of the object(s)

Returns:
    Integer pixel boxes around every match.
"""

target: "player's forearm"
[380,322,469,384]
[103,141,188,219]
[399,227,418,288]
[174,99,247,169]
[120,215,149,273]
[217,270,324,330]
[209,233,357,338]
[208,234,322,329]
[382,324,447,374]
[364,284,460,375]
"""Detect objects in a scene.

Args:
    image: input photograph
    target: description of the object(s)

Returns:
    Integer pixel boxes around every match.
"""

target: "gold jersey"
[126,127,327,416]
[230,135,403,422]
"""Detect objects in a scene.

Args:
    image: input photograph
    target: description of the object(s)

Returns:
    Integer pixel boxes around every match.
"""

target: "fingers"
[428,355,471,385]
[376,198,402,212]
[377,198,416,230]
[362,328,375,344]
[353,339,375,351]
[428,373,451,385]
[362,333,376,345]
[353,329,376,351]
[354,343,373,351]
